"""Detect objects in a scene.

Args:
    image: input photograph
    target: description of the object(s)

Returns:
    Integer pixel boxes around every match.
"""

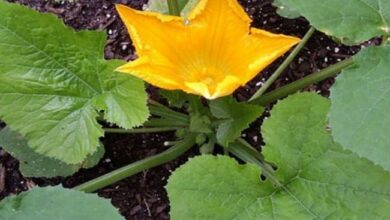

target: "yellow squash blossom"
[115,0,300,99]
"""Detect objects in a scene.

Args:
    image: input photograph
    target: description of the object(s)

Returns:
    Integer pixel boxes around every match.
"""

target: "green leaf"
[0,186,124,220]
[274,0,390,44]
[167,155,269,219]
[273,0,301,19]
[167,93,390,219]
[145,0,199,17]
[159,90,188,108]
[209,97,263,146]
[0,127,104,178]
[0,1,149,164]
[145,0,170,14]
[180,0,199,17]
[189,114,212,134]
[330,46,390,170]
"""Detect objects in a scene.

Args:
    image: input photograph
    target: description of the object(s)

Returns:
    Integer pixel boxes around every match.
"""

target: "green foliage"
[167,155,267,219]
[0,1,149,164]
[330,46,390,170]
[262,93,333,182]
[274,0,390,44]
[0,127,103,177]
[0,186,124,220]
[209,97,263,146]
[145,0,199,17]
[273,0,301,19]
[189,114,212,134]
[159,90,188,108]
[167,93,390,219]
[180,0,199,16]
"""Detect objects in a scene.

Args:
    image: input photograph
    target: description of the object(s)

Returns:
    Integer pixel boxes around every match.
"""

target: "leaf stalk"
[74,134,196,192]
[167,0,181,16]
[227,141,282,187]
[249,27,316,101]
[104,127,180,134]
[250,58,354,106]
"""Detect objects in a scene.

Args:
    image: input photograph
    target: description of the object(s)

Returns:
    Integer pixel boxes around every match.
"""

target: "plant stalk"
[148,100,189,122]
[149,105,189,123]
[227,141,281,187]
[143,118,188,127]
[167,0,180,16]
[382,34,389,46]
[250,58,354,106]
[74,134,196,193]
[104,127,180,134]
[249,27,316,102]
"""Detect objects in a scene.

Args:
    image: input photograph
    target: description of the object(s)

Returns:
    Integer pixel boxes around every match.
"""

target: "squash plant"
[0,0,389,219]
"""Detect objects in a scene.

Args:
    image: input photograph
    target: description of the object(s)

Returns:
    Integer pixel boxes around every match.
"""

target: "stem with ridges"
[249,27,316,101]
[167,0,180,16]
[237,138,265,161]
[149,105,189,123]
[250,58,354,106]
[149,100,189,120]
[144,118,188,127]
[227,141,281,187]
[74,134,196,192]
[104,127,180,134]
[382,34,389,46]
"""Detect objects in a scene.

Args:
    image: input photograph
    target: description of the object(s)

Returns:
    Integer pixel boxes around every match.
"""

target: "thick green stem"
[167,0,180,16]
[382,34,389,46]
[227,141,281,187]
[144,118,188,127]
[250,58,354,106]
[104,127,180,134]
[237,138,265,161]
[249,27,316,101]
[149,105,189,123]
[188,96,203,114]
[74,134,196,193]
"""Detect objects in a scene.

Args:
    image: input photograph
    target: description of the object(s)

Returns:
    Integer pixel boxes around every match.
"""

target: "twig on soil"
[143,198,152,217]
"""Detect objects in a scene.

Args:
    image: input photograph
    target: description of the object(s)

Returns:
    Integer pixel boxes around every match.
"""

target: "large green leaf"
[273,0,301,19]
[330,46,390,170]
[0,127,104,177]
[209,97,263,146]
[0,186,124,220]
[167,93,390,219]
[274,0,390,44]
[0,1,149,164]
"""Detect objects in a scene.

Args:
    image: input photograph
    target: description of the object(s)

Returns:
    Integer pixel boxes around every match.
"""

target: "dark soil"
[0,0,379,219]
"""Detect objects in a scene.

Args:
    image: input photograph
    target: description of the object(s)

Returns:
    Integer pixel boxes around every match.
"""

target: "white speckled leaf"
[0,186,124,220]
[330,46,390,170]
[275,0,390,44]
[0,1,149,164]
[167,93,390,219]
[273,0,301,19]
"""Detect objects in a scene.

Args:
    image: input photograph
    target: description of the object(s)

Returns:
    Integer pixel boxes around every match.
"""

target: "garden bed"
[0,0,378,219]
